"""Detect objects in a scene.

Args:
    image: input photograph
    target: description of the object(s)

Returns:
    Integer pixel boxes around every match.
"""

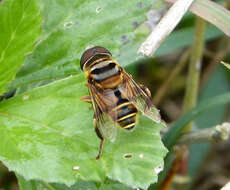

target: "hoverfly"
[80,46,161,160]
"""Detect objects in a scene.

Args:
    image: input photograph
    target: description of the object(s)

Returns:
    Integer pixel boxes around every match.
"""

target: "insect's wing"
[121,72,161,123]
[96,112,117,142]
[88,83,117,142]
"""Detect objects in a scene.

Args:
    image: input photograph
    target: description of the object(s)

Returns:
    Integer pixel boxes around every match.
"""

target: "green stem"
[183,17,206,132]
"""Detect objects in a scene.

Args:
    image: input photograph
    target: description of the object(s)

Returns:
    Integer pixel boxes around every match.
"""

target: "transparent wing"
[96,112,117,142]
[88,83,117,142]
[121,72,161,123]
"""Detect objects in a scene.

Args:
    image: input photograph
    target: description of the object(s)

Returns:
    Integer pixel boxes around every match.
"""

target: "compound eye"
[80,46,112,70]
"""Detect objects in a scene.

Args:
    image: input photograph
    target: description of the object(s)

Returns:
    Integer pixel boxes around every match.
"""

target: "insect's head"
[80,46,112,70]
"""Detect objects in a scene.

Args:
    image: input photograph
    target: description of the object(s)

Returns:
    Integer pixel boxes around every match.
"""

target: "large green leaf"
[0,75,167,189]
[8,0,153,89]
[0,0,42,94]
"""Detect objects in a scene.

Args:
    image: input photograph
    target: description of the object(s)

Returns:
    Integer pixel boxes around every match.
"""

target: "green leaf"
[17,175,98,190]
[9,0,153,89]
[0,0,42,95]
[0,75,167,189]
[17,175,131,190]
[163,91,230,150]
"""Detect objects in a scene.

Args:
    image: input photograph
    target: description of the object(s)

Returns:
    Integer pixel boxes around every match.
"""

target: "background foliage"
[0,0,230,190]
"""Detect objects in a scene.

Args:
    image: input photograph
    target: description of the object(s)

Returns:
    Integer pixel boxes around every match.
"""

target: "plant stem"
[183,17,206,132]
[177,122,230,145]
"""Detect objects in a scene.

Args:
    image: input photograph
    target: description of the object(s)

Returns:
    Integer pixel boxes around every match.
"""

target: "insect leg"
[94,118,104,160]
[80,95,92,103]
[80,96,93,109]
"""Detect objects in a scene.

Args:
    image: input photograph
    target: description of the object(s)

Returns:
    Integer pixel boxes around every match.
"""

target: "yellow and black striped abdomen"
[114,90,137,130]
[117,101,137,130]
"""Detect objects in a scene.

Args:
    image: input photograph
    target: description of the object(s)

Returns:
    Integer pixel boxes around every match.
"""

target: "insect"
[80,46,161,160]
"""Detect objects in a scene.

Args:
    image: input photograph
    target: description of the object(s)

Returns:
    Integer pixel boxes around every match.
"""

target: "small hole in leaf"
[123,153,133,159]
[139,153,144,158]
[154,165,163,174]
[72,165,80,171]
[23,95,29,100]
[64,21,73,29]
[96,7,102,13]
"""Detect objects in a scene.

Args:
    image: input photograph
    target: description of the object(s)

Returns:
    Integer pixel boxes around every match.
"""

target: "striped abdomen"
[89,60,122,89]
[114,90,137,130]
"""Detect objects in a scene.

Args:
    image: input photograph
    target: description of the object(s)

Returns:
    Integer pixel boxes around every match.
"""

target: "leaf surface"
[0,75,167,189]
[0,0,42,94]
[17,175,98,190]
[9,0,153,89]
[17,175,131,190]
